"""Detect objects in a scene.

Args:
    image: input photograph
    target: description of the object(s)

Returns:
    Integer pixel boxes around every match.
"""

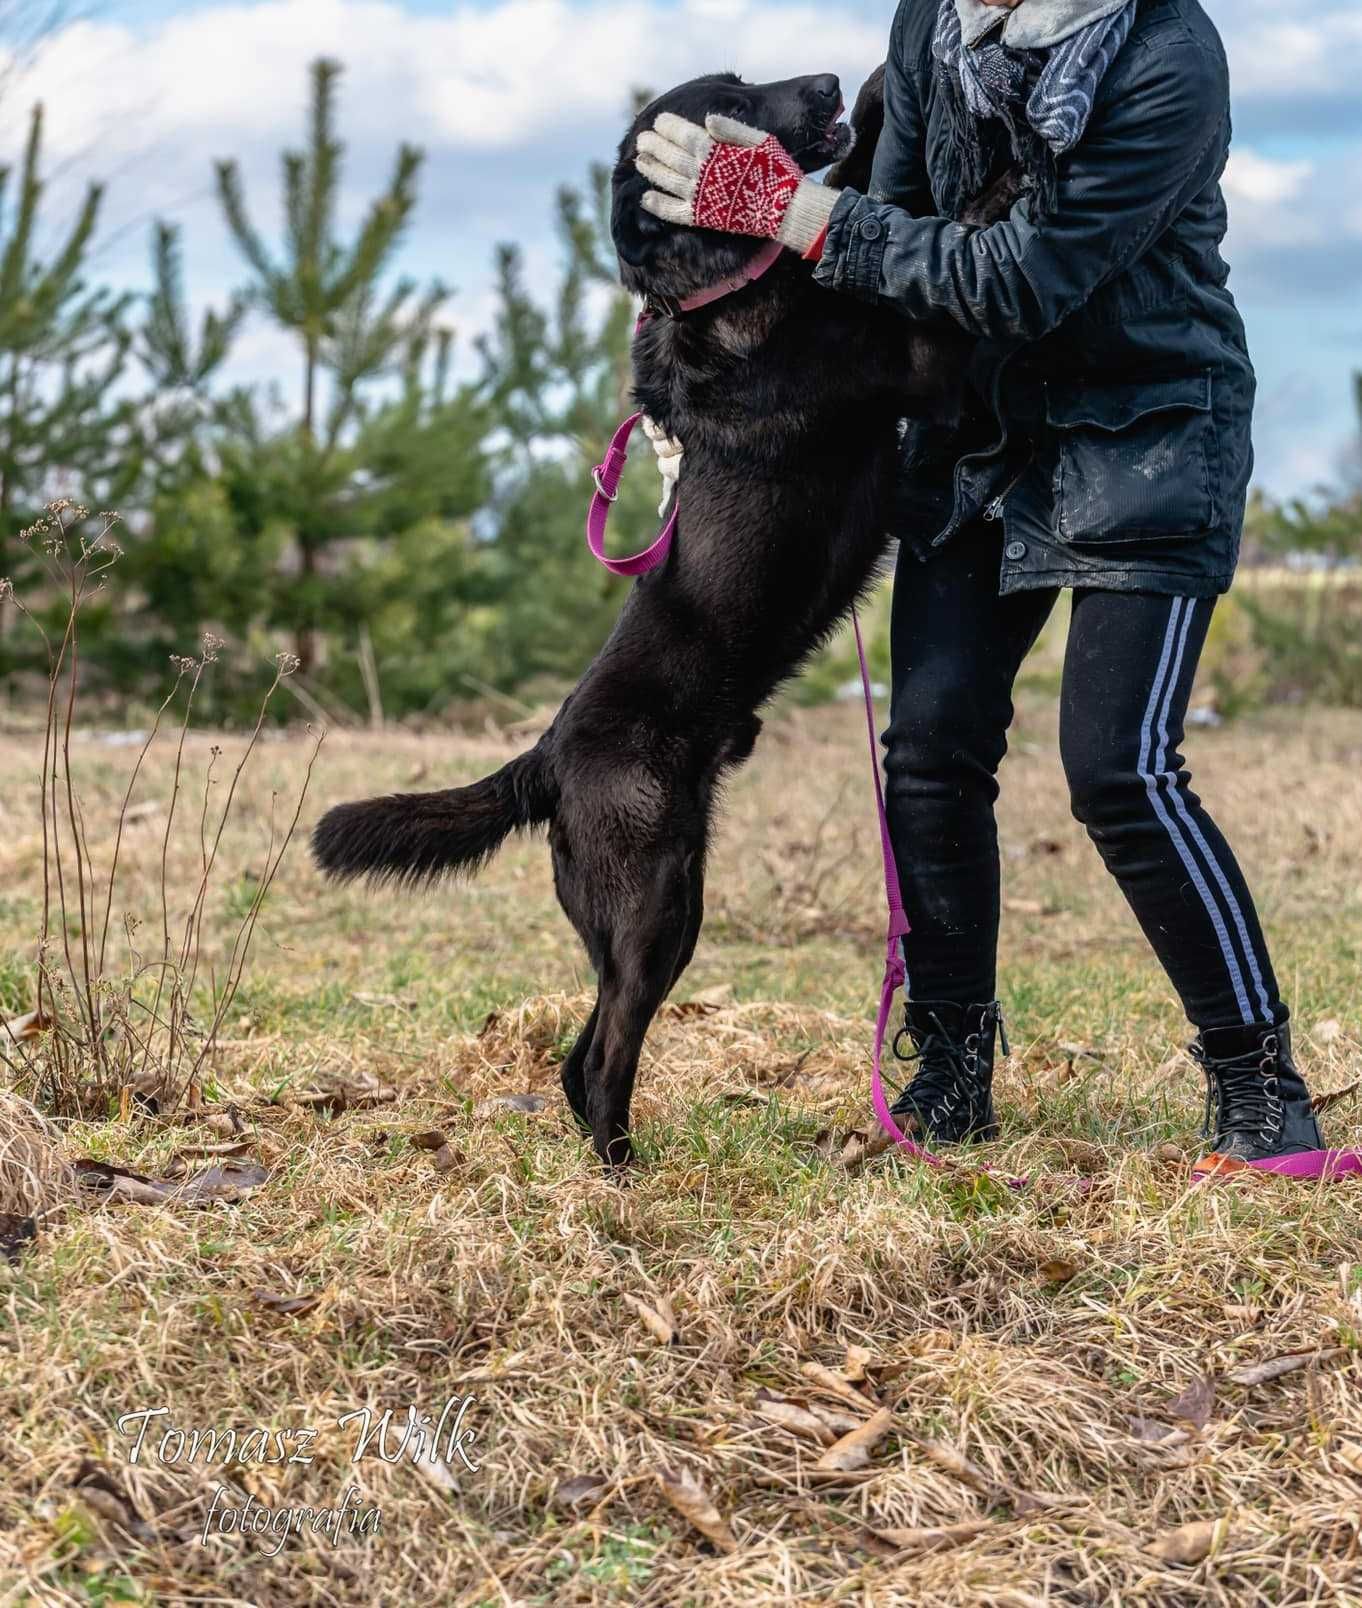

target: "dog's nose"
[808,74,841,108]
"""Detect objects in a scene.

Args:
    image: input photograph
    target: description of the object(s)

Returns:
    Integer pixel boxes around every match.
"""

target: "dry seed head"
[275,651,301,676]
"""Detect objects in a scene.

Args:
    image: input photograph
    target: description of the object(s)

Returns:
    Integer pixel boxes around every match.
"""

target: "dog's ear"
[611,163,668,270]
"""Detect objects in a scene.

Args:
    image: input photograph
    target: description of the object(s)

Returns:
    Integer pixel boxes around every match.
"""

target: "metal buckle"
[591,466,617,503]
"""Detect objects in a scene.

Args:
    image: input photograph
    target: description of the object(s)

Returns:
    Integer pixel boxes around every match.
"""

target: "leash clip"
[591,466,618,503]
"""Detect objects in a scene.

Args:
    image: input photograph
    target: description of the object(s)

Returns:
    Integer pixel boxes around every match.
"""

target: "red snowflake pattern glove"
[636,113,839,260]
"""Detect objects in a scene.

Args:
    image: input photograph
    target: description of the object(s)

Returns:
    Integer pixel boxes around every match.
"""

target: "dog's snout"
[809,74,840,108]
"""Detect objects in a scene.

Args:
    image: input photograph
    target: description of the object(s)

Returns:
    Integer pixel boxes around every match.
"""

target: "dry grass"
[2,690,1361,1606]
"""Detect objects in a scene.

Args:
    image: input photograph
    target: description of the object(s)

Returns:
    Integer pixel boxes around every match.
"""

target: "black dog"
[314,70,1012,1170]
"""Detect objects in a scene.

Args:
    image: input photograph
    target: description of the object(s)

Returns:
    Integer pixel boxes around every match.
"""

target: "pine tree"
[0,103,131,665]
[474,158,653,687]
[213,57,445,671]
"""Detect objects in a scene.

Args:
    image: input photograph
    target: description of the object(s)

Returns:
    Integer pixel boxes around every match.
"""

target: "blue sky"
[4,0,1360,497]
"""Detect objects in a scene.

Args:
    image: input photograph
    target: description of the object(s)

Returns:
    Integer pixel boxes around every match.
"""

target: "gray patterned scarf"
[932,0,1136,219]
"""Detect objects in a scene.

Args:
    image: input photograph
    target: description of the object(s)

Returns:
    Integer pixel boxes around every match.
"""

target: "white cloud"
[1222,149,1311,208]
[1217,0,1362,98]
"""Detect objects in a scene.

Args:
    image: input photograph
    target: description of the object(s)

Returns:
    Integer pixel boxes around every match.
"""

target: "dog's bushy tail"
[312,744,556,886]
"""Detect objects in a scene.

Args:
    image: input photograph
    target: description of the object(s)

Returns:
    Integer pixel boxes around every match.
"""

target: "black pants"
[883,524,1283,1031]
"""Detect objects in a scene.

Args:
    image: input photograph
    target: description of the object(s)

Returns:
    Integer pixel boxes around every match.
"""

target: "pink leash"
[584,423,963,1177]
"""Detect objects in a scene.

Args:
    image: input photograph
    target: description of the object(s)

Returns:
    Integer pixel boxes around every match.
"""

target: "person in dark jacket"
[633,0,1331,1175]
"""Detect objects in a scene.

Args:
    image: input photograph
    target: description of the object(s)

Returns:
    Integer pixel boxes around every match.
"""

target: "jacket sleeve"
[814,30,1227,344]
[866,1,934,213]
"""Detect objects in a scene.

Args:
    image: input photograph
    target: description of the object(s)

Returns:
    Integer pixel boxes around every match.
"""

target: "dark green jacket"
[814,0,1255,596]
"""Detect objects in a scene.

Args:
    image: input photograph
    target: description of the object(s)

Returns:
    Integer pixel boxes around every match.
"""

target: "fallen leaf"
[1127,1416,1191,1448]
[1167,1374,1216,1428]
[813,1407,895,1473]
[553,1474,609,1512]
[654,1465,737,1553]
[1037,1258,1080,1286]
[753,1390,836,1447]
[72,1461,158,1542]
[203,1107,246,1137]
[2,1008,53,1043]
[172,1162,270,1204]
[836,1128,894,1171]
[431,1144,458,1173]
[0,1213,36,1264]
[472,1093,548,1118]
[165,1140,254,1178]
[915,1439,1052,1517]
[1334,1441,1362,1476]
[123,800,161,823]
[859,1519,995,1557]
[1227,1348,1345,1387]
[1145,1516,1231,1565]
[808,1403,867,1437]
[1313,1018,1344,1045]
[841,1344,876,1383]
[1312,1080,1360,1116]
[74,1158,269,1206]
[1004,897,1054,916]
[251,1288,321,1318]
[289,1072,396,1116]
[622,1293,678,1346]
[799,1360,878,1412]
[409,1130,448,1151]
[1224,1303,1261,1327]
[1049,1138,1107,1170]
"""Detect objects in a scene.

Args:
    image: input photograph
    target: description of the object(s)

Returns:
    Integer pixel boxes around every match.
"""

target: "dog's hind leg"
[558,1001,598,1132]
[583,849,696,1171]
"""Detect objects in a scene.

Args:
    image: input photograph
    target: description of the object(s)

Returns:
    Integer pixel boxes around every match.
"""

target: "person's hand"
[635,113,839,259]
[641,416,683,514]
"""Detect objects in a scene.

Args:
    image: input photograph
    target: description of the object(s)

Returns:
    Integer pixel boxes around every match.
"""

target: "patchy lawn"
[2,691,1361,1605]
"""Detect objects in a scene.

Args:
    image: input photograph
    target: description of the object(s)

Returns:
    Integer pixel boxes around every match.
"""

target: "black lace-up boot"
[1189,1021,1323,1172]
[888,1000,1005,1144]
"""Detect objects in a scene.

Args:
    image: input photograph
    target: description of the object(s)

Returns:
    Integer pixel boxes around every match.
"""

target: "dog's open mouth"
[796,102,853,171]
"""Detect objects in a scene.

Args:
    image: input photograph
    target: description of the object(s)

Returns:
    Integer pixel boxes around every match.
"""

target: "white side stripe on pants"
[1154,599,1273,1021]
[1137,597,1261,1025]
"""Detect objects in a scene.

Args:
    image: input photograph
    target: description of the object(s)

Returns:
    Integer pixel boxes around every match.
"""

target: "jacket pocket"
[1046,373,1217,543]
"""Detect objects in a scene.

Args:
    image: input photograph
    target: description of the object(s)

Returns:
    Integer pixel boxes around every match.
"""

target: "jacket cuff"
[811,189,891,297]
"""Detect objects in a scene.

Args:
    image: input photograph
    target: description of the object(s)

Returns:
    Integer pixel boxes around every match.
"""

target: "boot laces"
[1196,1033,1283,1146]
[891,1011,986,1126]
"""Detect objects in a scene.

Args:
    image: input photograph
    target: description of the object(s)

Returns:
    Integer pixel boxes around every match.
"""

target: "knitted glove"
[636,113,839,260]
[641,415,683,514]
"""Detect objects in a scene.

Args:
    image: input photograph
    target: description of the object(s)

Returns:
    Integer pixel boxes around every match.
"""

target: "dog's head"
[611,72,851,303]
